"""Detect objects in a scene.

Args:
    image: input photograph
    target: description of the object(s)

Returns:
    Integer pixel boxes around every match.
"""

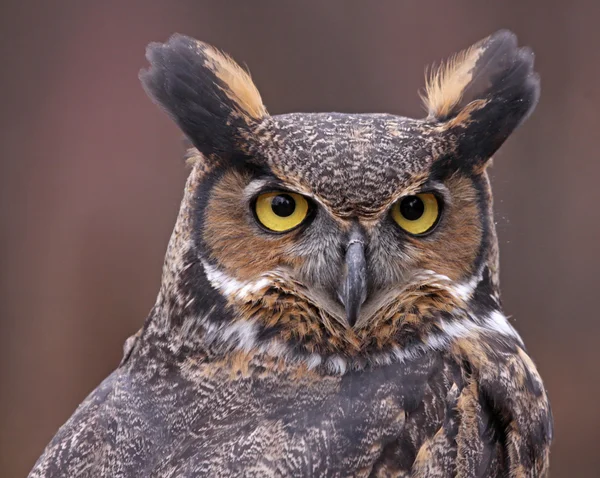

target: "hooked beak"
[339,229,368,327]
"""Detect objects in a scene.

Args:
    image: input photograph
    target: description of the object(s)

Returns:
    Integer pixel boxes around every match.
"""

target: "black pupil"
[400,196,425,221]
[271,194,296,217]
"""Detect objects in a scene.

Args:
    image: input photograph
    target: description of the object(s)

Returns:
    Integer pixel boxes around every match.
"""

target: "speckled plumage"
[31,30,552,477]
[260,114,440,217]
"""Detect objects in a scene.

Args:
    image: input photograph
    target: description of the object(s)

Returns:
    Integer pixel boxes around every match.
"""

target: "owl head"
[140,31,539,369]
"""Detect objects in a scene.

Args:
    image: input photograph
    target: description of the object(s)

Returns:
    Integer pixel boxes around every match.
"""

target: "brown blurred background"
[1,1,597,476]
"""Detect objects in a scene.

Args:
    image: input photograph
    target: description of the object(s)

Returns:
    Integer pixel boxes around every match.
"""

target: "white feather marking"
[451,278,477,301]
[200,316,258,352]
[388,316,521,367]
[418,270,475,301]
[326,356,347,375]
[306,353,323,369]
[227,320,258,351]
[438,319,474,340]
[482,310,522,342]
[391,345,420,363]
[202,260,272,300]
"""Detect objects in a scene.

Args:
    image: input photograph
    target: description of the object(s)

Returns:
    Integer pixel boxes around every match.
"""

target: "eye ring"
[252,191,312,233]
[391,192,441,236]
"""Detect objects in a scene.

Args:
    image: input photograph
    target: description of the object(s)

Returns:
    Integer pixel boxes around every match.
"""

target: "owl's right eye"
[253,191,310,232]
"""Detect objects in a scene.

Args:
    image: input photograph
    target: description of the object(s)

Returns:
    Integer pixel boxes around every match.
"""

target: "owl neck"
[141,166,239,354]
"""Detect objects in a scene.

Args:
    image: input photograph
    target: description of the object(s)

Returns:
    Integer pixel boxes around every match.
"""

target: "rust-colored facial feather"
[404,173,483,281]
[203,169,306,282]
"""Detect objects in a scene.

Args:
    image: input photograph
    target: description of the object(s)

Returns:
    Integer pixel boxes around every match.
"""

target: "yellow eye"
[391,193,440,235]
[254,191,310,232]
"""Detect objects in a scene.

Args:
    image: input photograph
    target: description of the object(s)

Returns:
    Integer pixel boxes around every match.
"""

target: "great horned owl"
[31,30,552,477]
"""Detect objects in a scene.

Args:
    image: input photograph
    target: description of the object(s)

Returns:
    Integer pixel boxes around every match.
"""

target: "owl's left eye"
[391,192,441,235]
[253,191,310,232]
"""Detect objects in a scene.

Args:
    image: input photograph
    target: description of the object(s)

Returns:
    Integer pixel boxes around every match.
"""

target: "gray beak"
[339,229,368,327]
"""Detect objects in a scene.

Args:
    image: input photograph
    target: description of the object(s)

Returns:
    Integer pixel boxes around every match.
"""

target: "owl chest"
[130,353,456,477]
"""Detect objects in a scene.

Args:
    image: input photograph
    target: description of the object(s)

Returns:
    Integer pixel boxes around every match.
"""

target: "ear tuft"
[422,30,539,121]
[140,34,267,157]
[423,30,540,162]
[205,47,267,121]
[421,43,484,119]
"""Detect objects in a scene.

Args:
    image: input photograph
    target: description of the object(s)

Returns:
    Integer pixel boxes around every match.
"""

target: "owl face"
[141,31,538,360]
[201,112,483,329]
